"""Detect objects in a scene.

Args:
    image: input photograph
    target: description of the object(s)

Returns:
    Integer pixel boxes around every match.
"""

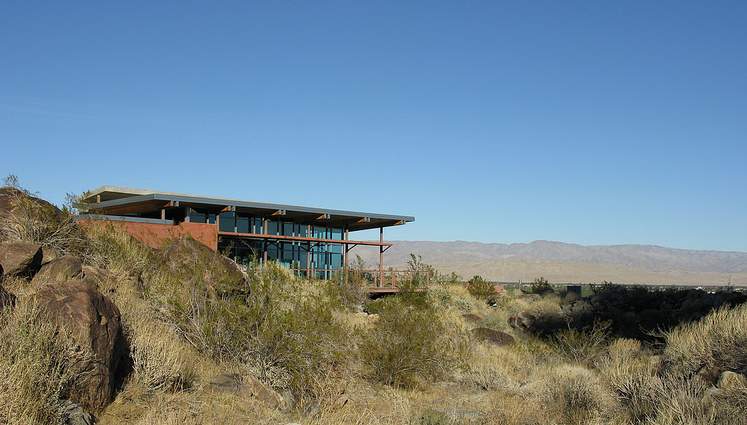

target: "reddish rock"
[31,256,84,285]
[35,280,127,412]
[0,241,43,278]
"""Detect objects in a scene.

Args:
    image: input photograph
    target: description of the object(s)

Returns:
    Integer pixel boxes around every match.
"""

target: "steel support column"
[343,226,349,285]
[379,227,384,288]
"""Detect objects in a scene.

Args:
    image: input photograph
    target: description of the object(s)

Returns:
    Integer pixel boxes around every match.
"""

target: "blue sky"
[1,1,746,251]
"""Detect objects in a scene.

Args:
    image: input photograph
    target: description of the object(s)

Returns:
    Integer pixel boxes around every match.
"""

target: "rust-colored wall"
[81,220,218,251]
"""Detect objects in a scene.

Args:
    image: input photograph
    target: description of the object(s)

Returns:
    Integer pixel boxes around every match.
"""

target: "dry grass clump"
[661,303,747,378]
[647,377,715,425]
[0,301,91,425]
[114,284,197,393]
[532,364,619,425]
[85,222,155,277]
[461,342,532,391]
[598,338,661,424]
[550,321,610,365]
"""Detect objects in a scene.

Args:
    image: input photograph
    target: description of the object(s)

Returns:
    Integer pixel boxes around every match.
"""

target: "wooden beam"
[272,209,287,216]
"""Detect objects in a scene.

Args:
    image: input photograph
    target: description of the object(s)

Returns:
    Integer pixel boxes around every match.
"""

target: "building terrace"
[79,186,414,287]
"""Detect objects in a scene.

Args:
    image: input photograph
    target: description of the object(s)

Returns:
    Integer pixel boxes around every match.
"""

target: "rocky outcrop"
[35,280,127,412]
[0,241,43,278]
[155,236,247,299]
[31,256,84,285]
[470,327,515,346]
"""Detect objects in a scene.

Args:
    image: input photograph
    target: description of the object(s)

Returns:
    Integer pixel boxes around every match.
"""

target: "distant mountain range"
[348,240,747,285]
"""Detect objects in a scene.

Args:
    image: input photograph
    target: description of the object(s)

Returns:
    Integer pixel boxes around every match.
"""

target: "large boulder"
[154,236,247,299]
[0,187,62,219]
[31,256,84,285]
[0,241,43,278]
[34,280,127,412]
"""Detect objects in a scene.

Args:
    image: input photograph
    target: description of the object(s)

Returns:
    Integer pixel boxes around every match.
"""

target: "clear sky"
[1,1,746,251]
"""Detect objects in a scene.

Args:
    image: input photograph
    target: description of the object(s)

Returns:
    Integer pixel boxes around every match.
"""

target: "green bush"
[465,275,496,302]
[360,297,465,388]
[528,277,554,295]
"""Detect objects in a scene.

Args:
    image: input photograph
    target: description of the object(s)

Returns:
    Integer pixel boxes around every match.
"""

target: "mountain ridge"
[348,240,747,284]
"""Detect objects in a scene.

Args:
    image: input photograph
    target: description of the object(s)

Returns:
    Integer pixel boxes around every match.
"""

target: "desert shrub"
[360,296,467,388]
[527,277,553,295]
[327,275,367,310]
[465,275,497,302]
[152,260,351,405]
[512,297,567,337]
[0,183,87,256]
[0,302,90,425]
[550,321,610,365]
[535,365,618,425]
[661,303,747,378]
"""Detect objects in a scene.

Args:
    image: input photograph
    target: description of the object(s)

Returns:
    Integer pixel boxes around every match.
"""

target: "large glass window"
[253,218,264,234]
[219,211,235,232]
[282,222,294,236]
[189,209,207,223]
[267,220,279,235]
[237,215,250,233]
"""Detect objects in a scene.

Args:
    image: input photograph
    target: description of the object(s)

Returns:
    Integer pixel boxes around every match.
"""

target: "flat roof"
[82,186,414,232]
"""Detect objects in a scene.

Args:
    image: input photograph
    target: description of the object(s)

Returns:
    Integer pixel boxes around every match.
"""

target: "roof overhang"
[82,186,414,231]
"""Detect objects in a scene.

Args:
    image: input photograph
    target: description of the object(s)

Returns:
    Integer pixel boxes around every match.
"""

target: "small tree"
[466,275,497,302]
[529,277,554,295]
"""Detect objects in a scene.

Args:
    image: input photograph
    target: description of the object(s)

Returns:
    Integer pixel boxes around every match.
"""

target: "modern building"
[79,186,414,281]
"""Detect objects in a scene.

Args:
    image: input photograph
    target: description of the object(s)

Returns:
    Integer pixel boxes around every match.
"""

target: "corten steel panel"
[79,219,218,251]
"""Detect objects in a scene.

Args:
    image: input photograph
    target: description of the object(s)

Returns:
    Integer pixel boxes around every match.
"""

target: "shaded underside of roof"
[83,186,414,232]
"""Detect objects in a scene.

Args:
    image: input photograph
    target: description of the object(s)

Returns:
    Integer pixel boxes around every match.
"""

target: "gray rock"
[61,399,95,425]
[718,371,747,390]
